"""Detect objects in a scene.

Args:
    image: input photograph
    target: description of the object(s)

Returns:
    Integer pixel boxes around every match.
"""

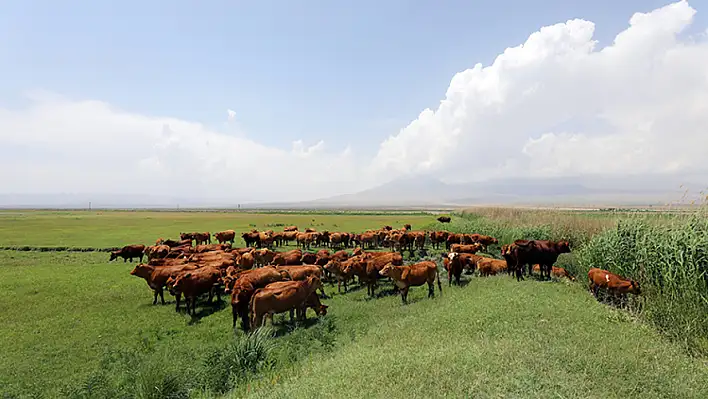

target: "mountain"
[299,174,706,208]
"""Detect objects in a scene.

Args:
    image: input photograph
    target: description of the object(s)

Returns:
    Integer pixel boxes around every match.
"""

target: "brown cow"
[379,261,441,304]
[179,232,194,242]
[429,231,449,250]
[192,232,211,246]
[145,245,170,260]
[314,249,332,266]
[195,243,231,253]
[284,225,298,232]
[272,249,303,266]
[532,264,576,281]
[329,232,347,249]
[275,265,327,297]
[444,252,467,286]
[449,243,483,254]
[109,245,145,263]
[228,266,291,330]
[213,230,236,245]
[129,263,198,304]
[250,275,324,328]
[261,281,328,322]
[588,268,641,304]
[168,266,222,314]
[343,252,402,297]
[242,231,260,247]
[253,248,276,266]
[323,259,357,293]
[281,231,298,246]
[476,257,507,277]
[305,228,317,233]
[238,251,255,269]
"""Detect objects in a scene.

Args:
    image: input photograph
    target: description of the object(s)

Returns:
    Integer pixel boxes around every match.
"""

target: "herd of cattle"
[111,223,642,331]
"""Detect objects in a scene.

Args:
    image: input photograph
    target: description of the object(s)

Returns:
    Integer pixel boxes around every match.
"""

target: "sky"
[1,0,707,203]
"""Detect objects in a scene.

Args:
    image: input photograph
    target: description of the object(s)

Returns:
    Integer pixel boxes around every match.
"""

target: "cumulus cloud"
[1,0,707,203]
[370,0,708,184]
[0,95,367,202]
[227,109,236,122]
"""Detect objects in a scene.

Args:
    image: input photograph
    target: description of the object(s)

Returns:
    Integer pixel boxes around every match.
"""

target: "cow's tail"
[248,288,263,329]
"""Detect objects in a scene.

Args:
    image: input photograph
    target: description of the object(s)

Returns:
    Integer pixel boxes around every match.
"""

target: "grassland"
[1,209,707,398]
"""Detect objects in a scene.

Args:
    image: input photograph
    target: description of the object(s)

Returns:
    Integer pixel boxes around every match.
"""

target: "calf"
[588,268,641,305]
[109,245,146,263]
[532,264,576,281]
[379,261,441,304]
[476,257,507,277]
[250,275,324,328]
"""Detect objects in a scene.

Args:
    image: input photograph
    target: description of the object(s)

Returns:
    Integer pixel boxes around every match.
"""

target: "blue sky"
[1,1,707,202]
[2,0,702,156]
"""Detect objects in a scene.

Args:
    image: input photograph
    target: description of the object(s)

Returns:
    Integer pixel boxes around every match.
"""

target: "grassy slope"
[1,211,708,398]
[0,210,433,248]
[240,277,708,399]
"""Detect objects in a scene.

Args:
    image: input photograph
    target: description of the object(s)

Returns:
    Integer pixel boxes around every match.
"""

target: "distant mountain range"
[0,173,705,209]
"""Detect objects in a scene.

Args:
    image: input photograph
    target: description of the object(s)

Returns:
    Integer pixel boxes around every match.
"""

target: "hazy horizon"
[2,1,708,202]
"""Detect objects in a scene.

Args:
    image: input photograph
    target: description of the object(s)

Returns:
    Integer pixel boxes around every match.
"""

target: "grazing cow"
[344,252,402,297]
[449,243,483,254]
[109,245,145,263]
[214,230,236,245]
[228,266,291,330]
[129,263,198,304]
[262,281,328,322]
[179,232,194,242]
[145,245,170,260]
[507,240,572,281]
[588,268,641,304]
[168,266,222,314]
[272,249,303,266]
[284,225,298,232]
[437,216,451,223]
[532,264,576,281]
[314,249,332,266]
[379,261,441,304]
[250,275,324,328]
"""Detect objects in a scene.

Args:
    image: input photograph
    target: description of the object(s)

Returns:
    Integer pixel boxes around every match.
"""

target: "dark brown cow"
[242,231,260,247]
[300,252,317,265]
[379,261,441,304]
[403,224,412,231]
[179,232,194,241]
[213,230,236,245]
[192,232,211,246]
[129,263,198,304]
[168,266,222,314]
[508,240,572,281]
[444,252,466,286]
[437,216,451,223]
[249,275,323,328]
[109,245,145,263]
[159,238,192,248]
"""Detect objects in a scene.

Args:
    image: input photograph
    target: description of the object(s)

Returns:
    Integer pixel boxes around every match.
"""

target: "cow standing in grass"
[379,261,441,304]
[109,245,146,263]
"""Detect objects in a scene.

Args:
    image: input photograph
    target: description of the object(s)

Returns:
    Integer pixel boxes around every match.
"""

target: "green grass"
[0,210,434,248]
[2,210,708,398]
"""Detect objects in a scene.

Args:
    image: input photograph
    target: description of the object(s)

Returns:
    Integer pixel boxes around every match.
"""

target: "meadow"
[1,208,707,398]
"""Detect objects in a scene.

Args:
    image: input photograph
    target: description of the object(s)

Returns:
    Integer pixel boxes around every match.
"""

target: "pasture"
[1,209,707,398]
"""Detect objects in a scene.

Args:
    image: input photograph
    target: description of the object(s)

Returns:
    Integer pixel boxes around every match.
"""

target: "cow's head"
[129,263,150,278]
[448,252,459,261]
[318,304,329,316]
[556,241,572,253]
[628,280,641,295]
[109,251,120,261]
[379,263,394,277]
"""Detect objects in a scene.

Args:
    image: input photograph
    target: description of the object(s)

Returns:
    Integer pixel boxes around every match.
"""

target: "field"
[1,209,707,398]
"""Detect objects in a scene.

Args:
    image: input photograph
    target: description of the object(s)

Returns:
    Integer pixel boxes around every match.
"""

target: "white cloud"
[369,0,708,184]
[227,109,236,122]
[1,1,707,203]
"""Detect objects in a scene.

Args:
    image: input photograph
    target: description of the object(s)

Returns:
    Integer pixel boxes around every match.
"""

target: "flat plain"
[1,209,707,399]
